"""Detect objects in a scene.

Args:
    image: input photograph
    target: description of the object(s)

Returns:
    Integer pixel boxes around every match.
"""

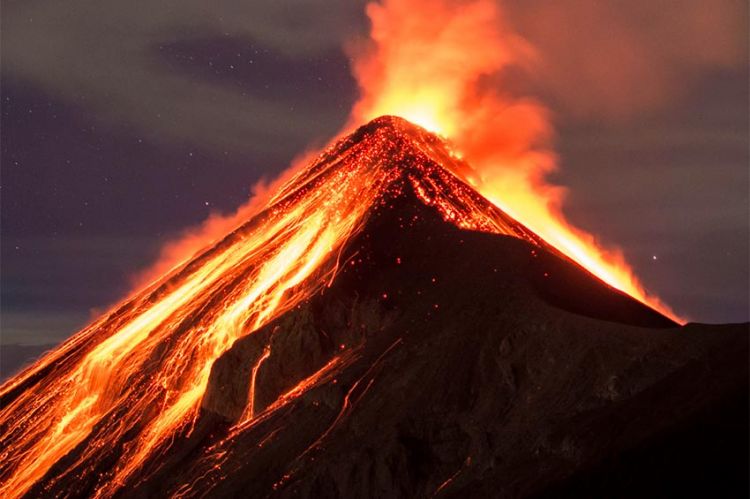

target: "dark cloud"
[2,0,367,153]
[504,0,748,121]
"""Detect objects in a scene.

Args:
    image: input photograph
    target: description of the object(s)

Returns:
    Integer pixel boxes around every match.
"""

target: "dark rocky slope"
[104,189,749,498]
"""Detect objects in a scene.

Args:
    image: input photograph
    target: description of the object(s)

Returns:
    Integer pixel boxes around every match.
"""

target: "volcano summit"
[0,117,747,498]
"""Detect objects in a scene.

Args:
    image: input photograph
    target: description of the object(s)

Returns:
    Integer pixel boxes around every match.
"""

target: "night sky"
[1,1,748,355]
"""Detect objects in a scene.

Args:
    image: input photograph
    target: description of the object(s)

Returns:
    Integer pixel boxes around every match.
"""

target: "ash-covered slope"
[2,117,746,498]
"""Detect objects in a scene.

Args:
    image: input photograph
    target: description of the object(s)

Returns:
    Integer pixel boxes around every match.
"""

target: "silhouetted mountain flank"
[2,117,747,498]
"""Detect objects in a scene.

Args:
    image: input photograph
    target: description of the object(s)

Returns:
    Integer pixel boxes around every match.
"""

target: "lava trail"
[0,117,546,498]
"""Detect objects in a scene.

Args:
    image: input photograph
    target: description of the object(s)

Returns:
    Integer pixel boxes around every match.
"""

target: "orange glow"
[0,113,678,498]
[350,0,680,320]
[1,118,550,497]
[241,345,272,422]
[0,141,393,498]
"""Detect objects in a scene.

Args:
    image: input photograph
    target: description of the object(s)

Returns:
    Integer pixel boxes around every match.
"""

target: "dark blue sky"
[1,1,748,350]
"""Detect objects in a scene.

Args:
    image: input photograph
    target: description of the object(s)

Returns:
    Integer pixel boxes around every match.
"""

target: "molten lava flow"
[350,0,679,320]
[0,118,549,498]
[242,344,272,421]
[0,136,391,498]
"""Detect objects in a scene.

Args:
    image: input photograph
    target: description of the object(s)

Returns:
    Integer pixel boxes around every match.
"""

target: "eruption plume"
[349,0,679,319]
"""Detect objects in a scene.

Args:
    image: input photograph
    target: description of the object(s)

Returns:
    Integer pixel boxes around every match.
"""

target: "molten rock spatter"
[0,116,697,499]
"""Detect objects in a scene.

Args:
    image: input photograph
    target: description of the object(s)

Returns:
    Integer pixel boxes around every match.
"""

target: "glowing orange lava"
[350,0,679,320]
[0,138,392,498]
[0,118,556,498]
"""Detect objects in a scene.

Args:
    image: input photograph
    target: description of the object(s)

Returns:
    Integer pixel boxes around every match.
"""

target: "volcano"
[0,116,747,498]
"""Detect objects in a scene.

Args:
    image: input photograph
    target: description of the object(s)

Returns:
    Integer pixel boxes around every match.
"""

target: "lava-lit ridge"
[0,116,672,498]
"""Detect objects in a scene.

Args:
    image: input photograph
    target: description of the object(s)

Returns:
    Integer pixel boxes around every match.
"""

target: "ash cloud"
[503,0,747,121]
